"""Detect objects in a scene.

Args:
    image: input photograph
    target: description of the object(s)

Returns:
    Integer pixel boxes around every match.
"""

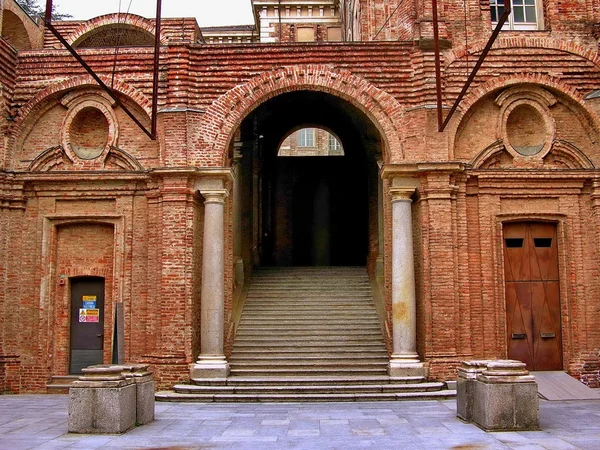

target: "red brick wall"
[1,7,600,392]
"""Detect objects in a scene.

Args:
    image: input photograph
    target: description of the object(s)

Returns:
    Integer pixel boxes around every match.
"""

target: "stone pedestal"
[388,187,425,377]
[456,360,489,421]
[119,364,155,425]
[472,360,539,431]
[68,366,136,434]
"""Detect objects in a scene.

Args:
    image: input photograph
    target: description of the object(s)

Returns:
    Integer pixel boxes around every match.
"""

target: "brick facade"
[1,0,600,391]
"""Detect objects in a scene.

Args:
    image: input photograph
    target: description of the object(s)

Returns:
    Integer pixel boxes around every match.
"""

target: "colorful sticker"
[79,309,100,323]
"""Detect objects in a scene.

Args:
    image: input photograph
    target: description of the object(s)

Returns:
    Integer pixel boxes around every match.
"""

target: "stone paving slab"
[0,395,598,449]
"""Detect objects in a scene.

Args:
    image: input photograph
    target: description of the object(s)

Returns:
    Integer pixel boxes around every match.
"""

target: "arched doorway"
[232,90,382,269]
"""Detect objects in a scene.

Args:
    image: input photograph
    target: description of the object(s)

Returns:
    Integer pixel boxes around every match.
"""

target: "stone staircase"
[46,375,79,394]
[157,267,455,402]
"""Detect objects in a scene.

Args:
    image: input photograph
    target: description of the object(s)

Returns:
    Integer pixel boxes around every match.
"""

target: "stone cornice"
[381,162,469,179]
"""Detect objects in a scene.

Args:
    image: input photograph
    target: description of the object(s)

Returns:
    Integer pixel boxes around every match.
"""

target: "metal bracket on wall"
[43,0,162,140]
[432,0,512,132]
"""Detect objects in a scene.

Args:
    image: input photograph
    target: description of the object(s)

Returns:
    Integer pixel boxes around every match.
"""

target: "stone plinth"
[456,360,490,421]
[472,360,539,431]
[68,366,136,434]
[118,364,155,425]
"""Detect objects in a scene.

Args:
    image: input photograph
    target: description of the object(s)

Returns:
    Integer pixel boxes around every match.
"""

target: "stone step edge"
[190,376,425,385]
[229,356,389,361]
[174,382,445,392]
[155,390,457,403]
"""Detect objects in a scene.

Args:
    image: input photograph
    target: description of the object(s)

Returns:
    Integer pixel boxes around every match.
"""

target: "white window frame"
[328,134,341,152]
[297,128,315,147]
[490,0,544,31]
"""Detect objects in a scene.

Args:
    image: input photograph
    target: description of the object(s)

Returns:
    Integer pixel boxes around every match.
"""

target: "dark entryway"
[70,276,105,374]
[503,222,563,371]
[234,90,378,268]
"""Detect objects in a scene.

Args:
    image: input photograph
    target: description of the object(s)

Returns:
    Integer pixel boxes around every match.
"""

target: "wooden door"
[503,222,562,371]
[70,277,105,374]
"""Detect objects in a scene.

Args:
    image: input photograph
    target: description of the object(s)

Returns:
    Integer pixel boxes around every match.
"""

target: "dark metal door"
[70,277,105,374]
[503,222,562,371]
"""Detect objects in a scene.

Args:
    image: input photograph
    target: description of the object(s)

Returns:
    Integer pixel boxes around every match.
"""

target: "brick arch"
[1,9,32,51]
[448,73,600,148]
[445,36,600,68]
[65,13,166,47]
[196,65,405,165]
[13,74,152,130]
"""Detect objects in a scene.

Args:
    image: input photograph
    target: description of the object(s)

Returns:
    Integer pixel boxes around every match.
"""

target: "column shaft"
[388,188,425,377]
[191,190,230,379]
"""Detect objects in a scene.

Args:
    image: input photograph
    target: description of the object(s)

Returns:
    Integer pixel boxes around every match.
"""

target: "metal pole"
[44,21,155,140]
[432,0,443,131]
[44,0,53,22]
[434,4,512,132]
[151,0,162,138]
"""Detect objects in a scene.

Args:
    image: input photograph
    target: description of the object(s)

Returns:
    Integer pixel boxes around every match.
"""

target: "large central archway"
[232,90,384,269]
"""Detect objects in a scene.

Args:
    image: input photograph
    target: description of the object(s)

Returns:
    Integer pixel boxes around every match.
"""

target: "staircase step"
[230,353,388,359]
[173,382,445,395]
[46,375,79,393]
[156,390,457,403]
[168,267,449,403]
[230,368,389,377]
[190,376,427,386]
[230,349,388,360]
[235,330,383,337]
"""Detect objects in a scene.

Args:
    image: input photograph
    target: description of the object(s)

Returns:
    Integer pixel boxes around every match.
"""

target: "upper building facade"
[1,0,600,392]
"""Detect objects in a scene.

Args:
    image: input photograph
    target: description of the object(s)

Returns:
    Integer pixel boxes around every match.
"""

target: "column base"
[190,356,230,380]
[388,355,427,377]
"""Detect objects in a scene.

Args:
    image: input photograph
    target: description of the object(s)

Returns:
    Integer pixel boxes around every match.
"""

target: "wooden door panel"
[504,222,562,371]
[506,281,533,369]
[529,223,559,282]
[531,281,563,370]
[503,223,530,281]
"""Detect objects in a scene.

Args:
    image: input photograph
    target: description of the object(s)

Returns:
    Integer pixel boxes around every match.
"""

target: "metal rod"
[438,4,512,131]
[432,0,443,131]
[45,0,53,23]
[151,0,162,138]
[43,21,155,140]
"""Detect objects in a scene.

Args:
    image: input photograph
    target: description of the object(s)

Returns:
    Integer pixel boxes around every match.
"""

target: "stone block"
[118,363,155,425]
[456,360,490,422]
[135,379,155,425]
[388,359,427,377]
[190,359,230,379]
[471,360,539,431]
[68,366,136,434]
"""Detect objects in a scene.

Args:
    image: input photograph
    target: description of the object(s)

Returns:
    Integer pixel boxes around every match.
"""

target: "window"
[327,27,342,42]
[297,27,315,42]
[490,0,542,31]
[298,128,315,147]
[328,134,341,152]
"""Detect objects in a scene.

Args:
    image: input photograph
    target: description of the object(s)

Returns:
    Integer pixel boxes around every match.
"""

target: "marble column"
[388,187,426,377]
[190,189,230,379]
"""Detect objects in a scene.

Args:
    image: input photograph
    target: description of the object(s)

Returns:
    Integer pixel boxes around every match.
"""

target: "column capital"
[200,189,229,204]
[389,187,415,203]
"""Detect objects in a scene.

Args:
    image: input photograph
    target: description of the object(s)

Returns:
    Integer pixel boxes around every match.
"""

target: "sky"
[51,0,256,27]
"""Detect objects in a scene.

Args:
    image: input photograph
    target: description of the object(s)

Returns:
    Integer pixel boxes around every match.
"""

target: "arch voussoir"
[196,65,405,166]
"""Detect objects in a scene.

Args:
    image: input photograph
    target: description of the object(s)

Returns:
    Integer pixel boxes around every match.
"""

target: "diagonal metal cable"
[373,0,405,40]
[111,0,135,88]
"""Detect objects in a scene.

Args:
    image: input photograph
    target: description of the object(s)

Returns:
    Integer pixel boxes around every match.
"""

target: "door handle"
[97,333,104,338]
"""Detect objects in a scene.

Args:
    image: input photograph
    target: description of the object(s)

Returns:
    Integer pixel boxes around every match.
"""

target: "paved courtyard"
[0,395,599,449]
